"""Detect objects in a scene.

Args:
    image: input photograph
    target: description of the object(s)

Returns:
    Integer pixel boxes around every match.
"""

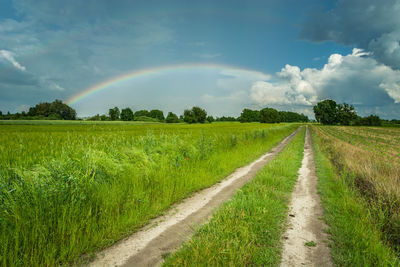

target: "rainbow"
[65,63,268,105]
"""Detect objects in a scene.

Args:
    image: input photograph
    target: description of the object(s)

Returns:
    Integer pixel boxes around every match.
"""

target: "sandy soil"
[89,127,301,267]
[280,126,332,267]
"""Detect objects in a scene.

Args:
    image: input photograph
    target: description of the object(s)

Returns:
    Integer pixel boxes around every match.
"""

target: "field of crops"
[0,121,298,266]
[311,125,400,261]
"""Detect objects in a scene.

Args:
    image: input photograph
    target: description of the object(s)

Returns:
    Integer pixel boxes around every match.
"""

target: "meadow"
[0,121,298,266]
[311,125,400,265]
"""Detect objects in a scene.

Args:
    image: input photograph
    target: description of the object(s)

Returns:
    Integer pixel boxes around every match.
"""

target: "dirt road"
[89,127,301,267]
[280,127,332,266]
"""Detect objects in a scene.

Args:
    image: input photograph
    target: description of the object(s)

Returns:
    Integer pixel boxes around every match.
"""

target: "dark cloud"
[1,0,400,120]
[300,0,400,69]
[0,63,38,86]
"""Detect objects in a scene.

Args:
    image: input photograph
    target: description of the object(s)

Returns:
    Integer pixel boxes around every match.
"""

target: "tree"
[28,99,76,120]
[192,106,207,123]
[100,114,109,121]
[206,116,215,123]
[337,103,357,125]
[165,112,180,123]
[134,110,149,119]
[260,107,280,123]
[149,109,165,121]
[183,109,196,123]
[216,116,236,121]
[120,108,134,121]
[278,111,309,122]
[239,109,260,122]
[28,102,51,117]
[109,107,120,120]
[89,114,101,121]
[355,115,382,126]
[313,99,338,125]
[183,106,207,123]
[49,99,76,120]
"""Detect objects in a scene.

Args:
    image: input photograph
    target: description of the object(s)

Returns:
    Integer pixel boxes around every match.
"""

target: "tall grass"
[311,126,400,257]
[311,127,399,266]
[0,122,298,266]
[163,127,305,266]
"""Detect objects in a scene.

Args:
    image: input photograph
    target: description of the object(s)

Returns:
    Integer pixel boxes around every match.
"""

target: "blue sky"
[1,0,400,119]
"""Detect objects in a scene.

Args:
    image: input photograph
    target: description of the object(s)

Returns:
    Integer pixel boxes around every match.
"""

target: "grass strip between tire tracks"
[163,127,306,266]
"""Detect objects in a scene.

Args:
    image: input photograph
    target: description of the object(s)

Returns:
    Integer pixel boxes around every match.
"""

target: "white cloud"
[0,50,26,71]
[250,81,289,105]
[249,49,400,110]
[41,80,65,91]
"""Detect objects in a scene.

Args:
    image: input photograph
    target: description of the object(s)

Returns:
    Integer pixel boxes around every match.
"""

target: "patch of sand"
[280,126,332,267]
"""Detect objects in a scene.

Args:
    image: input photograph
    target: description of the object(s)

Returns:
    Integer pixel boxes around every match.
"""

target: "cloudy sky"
[1,0,400,119]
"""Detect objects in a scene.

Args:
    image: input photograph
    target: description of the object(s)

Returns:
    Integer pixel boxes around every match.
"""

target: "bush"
[149,109,165,121]
[260,107,280,123]
[183,107,207,124]
[133,116,159,122]
[166,112,180,123]
[120,108,134,121]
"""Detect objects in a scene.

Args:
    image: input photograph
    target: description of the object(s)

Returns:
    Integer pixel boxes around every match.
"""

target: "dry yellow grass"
[311,125,400,250]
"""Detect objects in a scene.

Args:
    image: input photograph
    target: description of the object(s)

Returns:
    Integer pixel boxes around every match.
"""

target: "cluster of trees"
[183,106,207,123]
[90,106,209,124]
[238,108,309,123]
[0,100,76,120]
[89,106,240,124]
[215,116,236,122]
[313,99,382,126]
[90,107,166,122]
[166,112,180,123]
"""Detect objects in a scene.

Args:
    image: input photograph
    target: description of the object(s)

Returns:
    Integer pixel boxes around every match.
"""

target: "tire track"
[89,127,301,267]
[280,126,332,267]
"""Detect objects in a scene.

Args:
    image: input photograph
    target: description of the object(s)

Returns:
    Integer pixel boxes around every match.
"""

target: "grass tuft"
[305,241,316,247]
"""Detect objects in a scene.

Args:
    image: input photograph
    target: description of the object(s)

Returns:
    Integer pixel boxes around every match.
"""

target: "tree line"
[238,108,309,123]
[87,106,310,124]
[0,100,76,120]
[2,99,398,126]
[312,99,397,126]
[0,100,309,124]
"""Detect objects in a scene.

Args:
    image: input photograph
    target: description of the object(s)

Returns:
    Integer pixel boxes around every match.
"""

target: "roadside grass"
[312,125,400,254]
[311,127,399,266]
[163,127,305,266]
[0,122,299,266]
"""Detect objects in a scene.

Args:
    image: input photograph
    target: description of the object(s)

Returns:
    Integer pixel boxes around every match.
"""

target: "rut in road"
[280,126,332,267]
[89,127,301,267]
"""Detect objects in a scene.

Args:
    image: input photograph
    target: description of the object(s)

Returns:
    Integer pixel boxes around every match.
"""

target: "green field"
[2,121,400,266]
[0,121,298,266]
